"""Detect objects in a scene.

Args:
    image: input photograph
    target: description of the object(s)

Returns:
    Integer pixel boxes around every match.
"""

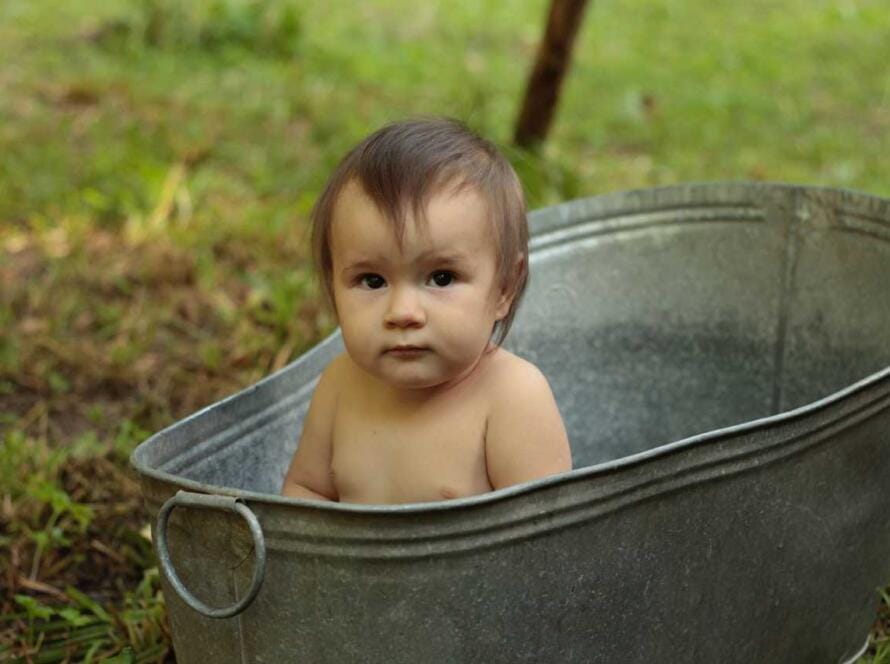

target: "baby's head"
[310,118,529,388]
[313,118,528,343]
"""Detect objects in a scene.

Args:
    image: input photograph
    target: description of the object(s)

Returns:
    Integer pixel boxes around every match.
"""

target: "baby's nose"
[384,286,426,328]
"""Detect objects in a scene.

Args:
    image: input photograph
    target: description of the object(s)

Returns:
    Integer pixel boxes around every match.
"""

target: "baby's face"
[330,182,511,391]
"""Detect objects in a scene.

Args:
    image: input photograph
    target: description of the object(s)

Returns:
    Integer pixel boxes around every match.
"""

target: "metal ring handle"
[155,490,266,619]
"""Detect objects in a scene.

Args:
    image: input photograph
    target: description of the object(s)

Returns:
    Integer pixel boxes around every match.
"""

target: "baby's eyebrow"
[414,249,469,264]
[342,259,381,272]
[339,250,469,276]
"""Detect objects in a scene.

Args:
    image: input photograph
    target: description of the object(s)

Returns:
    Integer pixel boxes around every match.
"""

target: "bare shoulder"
[484,349,554,402]
[484,349,572,489]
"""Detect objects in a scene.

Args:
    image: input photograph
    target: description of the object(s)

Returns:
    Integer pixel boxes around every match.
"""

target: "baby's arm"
[485,359,572,489]
[281,358,341,501]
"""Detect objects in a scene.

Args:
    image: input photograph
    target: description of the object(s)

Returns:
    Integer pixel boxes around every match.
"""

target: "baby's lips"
[386,344,430,353]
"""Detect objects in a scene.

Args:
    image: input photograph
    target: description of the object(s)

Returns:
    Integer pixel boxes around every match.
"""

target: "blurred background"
[1,0,888,660]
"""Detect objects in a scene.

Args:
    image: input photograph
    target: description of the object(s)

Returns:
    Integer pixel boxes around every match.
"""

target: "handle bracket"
[155,490,266,619]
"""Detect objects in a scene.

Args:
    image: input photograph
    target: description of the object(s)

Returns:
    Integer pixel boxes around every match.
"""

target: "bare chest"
[330,392,492,504]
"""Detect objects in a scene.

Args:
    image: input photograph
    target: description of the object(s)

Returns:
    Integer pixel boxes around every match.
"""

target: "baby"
[282,118,571,504]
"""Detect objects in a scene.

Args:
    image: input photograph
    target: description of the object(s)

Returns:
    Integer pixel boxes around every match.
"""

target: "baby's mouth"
[386,345,428,356]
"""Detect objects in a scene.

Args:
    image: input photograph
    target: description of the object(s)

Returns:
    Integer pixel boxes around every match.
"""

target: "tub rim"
[132,364,890,517]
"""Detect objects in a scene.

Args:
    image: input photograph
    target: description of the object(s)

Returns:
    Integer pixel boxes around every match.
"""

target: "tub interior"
[511,188,890,467]
[149,185,890,494]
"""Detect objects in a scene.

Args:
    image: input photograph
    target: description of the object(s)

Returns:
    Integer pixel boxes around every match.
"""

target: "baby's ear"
[494,253,526,320]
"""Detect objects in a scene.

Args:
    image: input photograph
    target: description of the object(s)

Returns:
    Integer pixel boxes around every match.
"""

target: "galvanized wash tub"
[132,183,890,663]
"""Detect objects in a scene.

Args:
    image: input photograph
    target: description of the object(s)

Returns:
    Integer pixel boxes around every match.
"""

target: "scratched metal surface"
[132,183,890,663]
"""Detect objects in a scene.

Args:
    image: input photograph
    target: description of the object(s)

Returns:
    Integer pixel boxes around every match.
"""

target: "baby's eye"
[427,270,455,288]
[359,273,386,289]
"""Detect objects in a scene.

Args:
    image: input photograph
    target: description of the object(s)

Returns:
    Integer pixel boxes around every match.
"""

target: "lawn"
[1,0,889,660]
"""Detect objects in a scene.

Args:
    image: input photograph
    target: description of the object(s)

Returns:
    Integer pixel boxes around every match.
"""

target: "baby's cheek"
[440,320,489,360]
[340,321,371,359]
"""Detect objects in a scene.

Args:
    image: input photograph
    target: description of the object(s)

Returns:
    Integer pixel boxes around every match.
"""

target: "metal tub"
[131,183,890,663]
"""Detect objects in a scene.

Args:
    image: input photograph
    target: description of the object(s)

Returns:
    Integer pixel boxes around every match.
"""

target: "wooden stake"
[514,0,590,148]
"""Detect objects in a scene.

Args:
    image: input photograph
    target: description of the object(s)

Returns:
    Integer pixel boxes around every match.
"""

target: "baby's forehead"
[331,182,498,258]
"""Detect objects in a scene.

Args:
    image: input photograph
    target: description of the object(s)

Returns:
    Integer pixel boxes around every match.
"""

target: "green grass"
[0,428,169,660]
[1,0,889,660]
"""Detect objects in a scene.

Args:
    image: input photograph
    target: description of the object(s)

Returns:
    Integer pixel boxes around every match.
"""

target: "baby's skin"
[282,182,571,504]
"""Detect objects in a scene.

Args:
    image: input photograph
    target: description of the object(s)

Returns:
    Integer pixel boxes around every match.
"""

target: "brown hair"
[310,117,529,347]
